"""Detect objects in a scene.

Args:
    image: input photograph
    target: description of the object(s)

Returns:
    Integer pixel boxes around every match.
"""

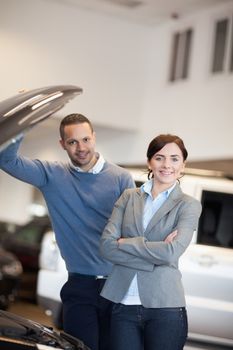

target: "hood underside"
[0,85,83,151]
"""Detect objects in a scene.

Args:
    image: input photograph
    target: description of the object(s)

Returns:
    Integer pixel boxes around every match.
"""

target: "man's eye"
[83,138,89,143]
[172,158,179,162]
[68,140,76,145]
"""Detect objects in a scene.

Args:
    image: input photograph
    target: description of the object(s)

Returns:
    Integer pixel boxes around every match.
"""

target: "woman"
[100,134,202,350]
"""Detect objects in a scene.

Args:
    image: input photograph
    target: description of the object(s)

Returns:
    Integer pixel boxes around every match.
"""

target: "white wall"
[1,0,233,163]
[0,0,149,130]
[107,2,233,164]
[1,0,233,223]
[137,3,233,163]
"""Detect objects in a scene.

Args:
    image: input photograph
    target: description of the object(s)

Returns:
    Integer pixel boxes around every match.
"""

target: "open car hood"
[0,309,90,349]
[0,85,83,151]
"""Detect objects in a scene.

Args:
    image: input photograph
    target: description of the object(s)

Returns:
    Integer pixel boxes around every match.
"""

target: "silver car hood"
[0,85,83,150]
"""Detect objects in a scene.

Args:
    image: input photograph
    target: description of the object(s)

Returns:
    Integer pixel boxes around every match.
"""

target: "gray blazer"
[100,184,202,308]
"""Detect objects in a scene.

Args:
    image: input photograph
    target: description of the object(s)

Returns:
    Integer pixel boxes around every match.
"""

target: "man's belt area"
[69,272,108,280]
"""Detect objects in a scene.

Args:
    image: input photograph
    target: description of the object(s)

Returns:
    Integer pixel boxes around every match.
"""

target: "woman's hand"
[164,230,177,243]
[118,231,178,245]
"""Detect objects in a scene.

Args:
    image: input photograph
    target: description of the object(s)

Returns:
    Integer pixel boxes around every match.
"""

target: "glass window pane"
[197,190,233,249]
[182,29,193,79]
[169,32,179,82]
[212,19,229,73]
[169,29,193,82]
[229,16,233,71]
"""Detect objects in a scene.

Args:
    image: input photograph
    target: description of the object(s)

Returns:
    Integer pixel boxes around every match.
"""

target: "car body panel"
[0,309,90,349]
[181,245,233,345]
[0,85,83,151]
[37,231,67,328]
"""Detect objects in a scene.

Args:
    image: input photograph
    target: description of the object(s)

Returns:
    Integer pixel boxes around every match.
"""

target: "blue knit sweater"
[0,139,135,275]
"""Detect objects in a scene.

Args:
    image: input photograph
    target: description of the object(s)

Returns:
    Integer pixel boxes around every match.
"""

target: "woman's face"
[148,142,185,188]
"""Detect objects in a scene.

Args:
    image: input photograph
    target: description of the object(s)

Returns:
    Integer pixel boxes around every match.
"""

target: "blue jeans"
[60,274,113,350]
[110,304,188,350]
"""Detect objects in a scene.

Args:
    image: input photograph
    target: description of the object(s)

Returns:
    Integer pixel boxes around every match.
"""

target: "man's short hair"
[60,113,94,139]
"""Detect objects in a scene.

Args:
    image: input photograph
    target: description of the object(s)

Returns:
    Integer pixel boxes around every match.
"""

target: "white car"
[37,231,67,329]
[37,168,233,347]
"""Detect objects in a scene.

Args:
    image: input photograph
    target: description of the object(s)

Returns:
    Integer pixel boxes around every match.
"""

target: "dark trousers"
[110,304,188,350]
[60,274,112,350]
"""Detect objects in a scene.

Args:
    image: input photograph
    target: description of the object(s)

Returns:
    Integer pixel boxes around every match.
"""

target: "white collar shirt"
[70,153,105,173]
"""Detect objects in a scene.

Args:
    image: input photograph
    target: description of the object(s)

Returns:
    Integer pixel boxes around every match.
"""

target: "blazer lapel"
[144,184,184,236]
[133,189,146,235]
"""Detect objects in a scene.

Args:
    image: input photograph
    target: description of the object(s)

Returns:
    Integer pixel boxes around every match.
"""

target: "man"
[0,113,135,350]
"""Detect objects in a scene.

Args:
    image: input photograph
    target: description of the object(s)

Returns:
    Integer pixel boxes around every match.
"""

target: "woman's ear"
[182,161,186,171]
[180,161,186,176]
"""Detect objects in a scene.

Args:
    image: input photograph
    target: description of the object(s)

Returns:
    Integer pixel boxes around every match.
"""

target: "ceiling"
[51,0,231,25]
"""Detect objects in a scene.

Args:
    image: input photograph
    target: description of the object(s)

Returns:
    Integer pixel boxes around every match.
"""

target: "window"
[169,28,193,82]
[197,190,233,248]
[212,19,229,72]
[211,16,233,73]
[229,16,233,71]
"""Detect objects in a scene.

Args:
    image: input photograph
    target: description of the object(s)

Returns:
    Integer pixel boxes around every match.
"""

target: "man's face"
[60,122,96,171]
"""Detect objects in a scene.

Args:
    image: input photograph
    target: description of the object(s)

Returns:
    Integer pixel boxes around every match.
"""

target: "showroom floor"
[9,300,54,329]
